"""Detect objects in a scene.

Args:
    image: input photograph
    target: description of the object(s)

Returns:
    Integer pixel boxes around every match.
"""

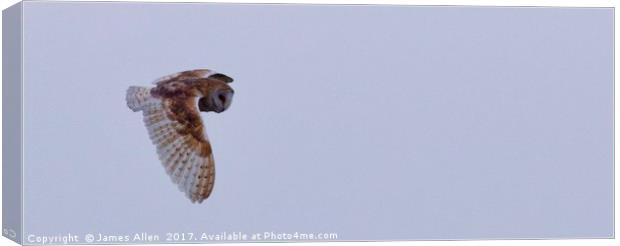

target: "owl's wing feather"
[152,69,216,85]
[129,87,215,203]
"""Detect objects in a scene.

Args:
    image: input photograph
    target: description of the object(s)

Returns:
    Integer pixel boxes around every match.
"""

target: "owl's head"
[198,73,234,113]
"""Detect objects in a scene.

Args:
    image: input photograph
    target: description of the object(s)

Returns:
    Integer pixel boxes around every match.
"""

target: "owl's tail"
[126,86,154,112]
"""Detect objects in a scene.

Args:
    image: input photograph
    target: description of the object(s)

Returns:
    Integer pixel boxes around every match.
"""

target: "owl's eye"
[210,89,234,113]
[218,93,227,103]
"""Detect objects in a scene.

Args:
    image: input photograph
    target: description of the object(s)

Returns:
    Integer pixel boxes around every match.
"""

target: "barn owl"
[125,69,234,203]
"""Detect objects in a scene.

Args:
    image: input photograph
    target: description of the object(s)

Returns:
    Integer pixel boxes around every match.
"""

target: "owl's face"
[198,79,234,113]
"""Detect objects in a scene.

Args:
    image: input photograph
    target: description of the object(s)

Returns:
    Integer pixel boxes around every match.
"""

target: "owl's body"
[126,69,234,203]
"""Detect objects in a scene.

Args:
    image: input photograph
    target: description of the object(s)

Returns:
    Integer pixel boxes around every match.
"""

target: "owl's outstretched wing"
[126,86,215,203]
[152,69,233,85]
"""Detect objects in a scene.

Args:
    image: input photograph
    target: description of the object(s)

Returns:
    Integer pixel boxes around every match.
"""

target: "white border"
[1,1,616,246]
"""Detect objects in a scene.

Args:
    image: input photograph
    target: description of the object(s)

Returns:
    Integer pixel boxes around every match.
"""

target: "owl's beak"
[198,89,234,113]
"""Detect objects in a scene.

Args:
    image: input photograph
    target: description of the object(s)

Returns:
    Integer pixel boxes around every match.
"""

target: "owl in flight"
[125,69,234,203]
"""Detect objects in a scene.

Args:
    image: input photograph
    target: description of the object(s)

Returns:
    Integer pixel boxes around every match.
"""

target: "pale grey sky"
[21,2,613,241]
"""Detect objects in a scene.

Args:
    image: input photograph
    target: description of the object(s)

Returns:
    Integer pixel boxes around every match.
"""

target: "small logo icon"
[3,228,16,238]
[84,234,95,243]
